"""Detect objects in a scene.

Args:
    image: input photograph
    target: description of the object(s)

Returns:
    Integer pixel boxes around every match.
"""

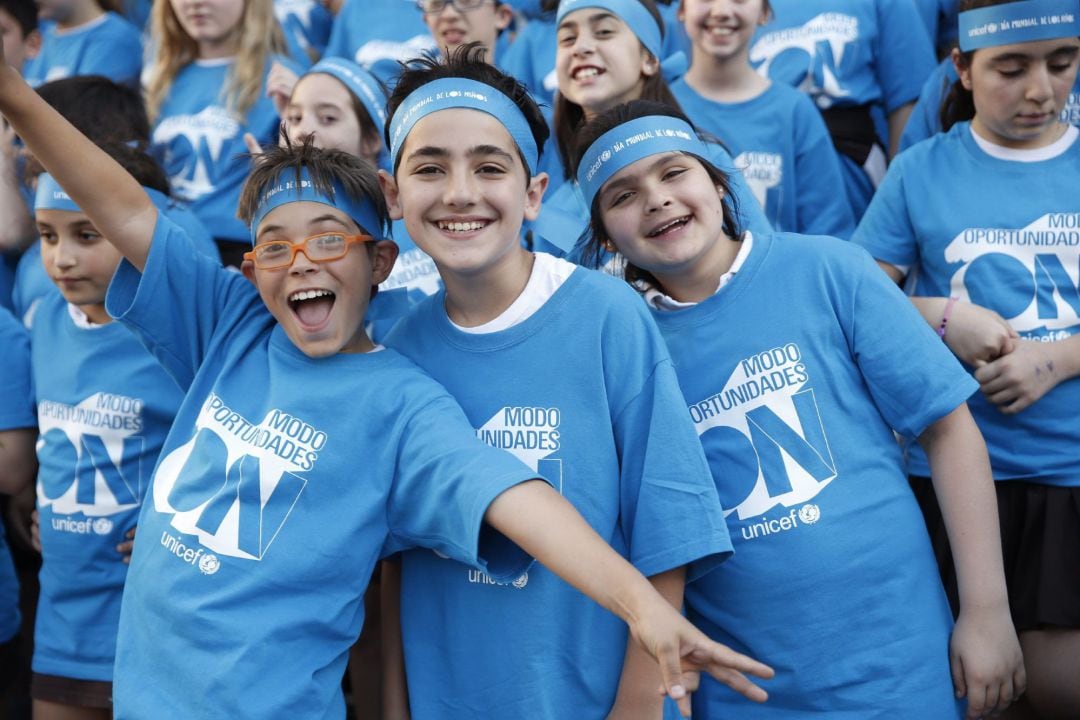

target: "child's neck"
[79,303,113,326]
[57,3,106,30]
[441,247,535,328]
[197,35,240,61]
[653,234,742,304]
[683,51,769,104]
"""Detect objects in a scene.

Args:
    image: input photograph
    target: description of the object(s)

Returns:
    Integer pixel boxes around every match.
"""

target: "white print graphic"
[152,394,323,561]
[944,213,1080,337]
[381,248,442,296]
[750,13,858,108]
[690,344,837,531]
[735,151,783,210]
[1062,92,1080,125]
[274,0,318,53]
[153,106,242,202]
[354,36,436,70]
[37,392,145,519]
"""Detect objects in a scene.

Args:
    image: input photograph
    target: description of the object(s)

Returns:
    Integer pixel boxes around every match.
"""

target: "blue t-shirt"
[274,0,333,65]
[672,79,855,238]
[23,13,142,88]
[853,123,1080,485]
[652,232,971,719]
[152,57,297,243]
[367,218,443,343]
[384,262,733,719]
[0,305,34,645]
[30,292,184,681]
[105,215,539,719]
[324,0,436,85]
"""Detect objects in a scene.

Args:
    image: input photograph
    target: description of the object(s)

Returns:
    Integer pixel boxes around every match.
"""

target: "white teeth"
[289,289,334,303]
[575,67,600,79]
[707,26,736,36]
[651,217,689,236]
[438,220,486,233]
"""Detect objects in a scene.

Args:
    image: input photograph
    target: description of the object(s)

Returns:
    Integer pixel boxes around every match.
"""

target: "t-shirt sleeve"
[105,211,264,390]
[0,307,35,430]
[607,301,733,581]
[85,19,143,86]
[707,143,772,237]
[384,390,544,583]
[792,94,857,239]
[899,62,951,151]
[841,245,977,438]
[875,0,938,113]
[851,155,920,269]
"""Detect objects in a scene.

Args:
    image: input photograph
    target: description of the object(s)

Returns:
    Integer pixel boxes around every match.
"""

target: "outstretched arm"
[484,480,773,717]
[0,59,155,270]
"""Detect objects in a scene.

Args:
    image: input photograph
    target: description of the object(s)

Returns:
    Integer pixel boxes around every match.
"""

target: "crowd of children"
[0,0,1077,719]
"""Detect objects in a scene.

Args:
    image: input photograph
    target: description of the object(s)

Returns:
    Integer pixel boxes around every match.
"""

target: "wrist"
[937,296,959,339]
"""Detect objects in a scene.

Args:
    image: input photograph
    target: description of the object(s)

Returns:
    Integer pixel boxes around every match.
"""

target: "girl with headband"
[572,99,1024,720]
[378,47,767,719]
[854,1,1080,714]
[534,0,768,258]
[671,0,855,238]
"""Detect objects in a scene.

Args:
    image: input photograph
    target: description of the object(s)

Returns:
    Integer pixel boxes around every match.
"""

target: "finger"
[1001,397,1033,415]
[979,374,1013,395]
[982,678,1000,719]
[126,527,137,539]
[656,641,687,707]
[676,684,691,718]
[974,361,1002,383]
[243,132,262,156]
[965,682,987,720]
[1013,666,1026,702]
[682,671,701,693]
[952,653,966,699]
[986,387,1021,407]
[996,677,1014,715]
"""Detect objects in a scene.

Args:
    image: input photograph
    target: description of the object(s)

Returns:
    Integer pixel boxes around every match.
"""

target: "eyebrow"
[406,144,516,163]
[990,46,1080,63]
[255,213,349,242]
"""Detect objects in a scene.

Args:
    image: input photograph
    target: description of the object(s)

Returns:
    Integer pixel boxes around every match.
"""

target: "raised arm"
[0,59,155,270]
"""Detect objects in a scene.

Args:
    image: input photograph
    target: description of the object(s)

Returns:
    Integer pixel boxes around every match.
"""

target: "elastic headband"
[387,77,539,176]
[249,166,384,244]
[34,173,80,212]
[304,58,388,134]
[959,0,1080,51]
[556,0,688,79]
[576,115,708,208]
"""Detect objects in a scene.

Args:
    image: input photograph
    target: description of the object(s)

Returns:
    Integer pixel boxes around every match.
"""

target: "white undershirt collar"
[450,253,576,334]
[970,124,1079,162]
[640,232,754,312]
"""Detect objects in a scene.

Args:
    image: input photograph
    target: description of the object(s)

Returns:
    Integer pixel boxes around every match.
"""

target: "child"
[0,45,774,718]
[378,48,738,719]
[145,0,298,266]
[323,0,437,83]
[853,1,1080,715]
[672,0,854,238]
[572,99,1024,719]
[748,0,938,218]
[25,167,186,720]
[22,0,141,87]
[419,0,515,67]
[274,0,333,65]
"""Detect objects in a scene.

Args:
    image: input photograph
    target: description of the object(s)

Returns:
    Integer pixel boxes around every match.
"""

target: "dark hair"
[101,142,170,194]
[0,0,37,35]
[36,75,150,147]
[553,0,683,179]
[386,43,550,177]
[238,135,389,238]
[571,100,742,288]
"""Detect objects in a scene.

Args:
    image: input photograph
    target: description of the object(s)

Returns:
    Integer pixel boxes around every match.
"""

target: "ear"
[676,0,684,22]
[240,259,258,286]
[24,29,42,60]
[369,239,399,285]
[495,3,514,31]
[641,51,660,78]
[523,171,549,222]
[377,169,404,221]
[952,47,973,91]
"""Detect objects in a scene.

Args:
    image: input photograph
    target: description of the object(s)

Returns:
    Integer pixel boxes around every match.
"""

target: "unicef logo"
[199,554,221,575]
[511,573,529,590]
[447,90,461,98]
[987,22,999,33]
[92,518,113,535]
[798,504,821,525]
[600,149,611,162]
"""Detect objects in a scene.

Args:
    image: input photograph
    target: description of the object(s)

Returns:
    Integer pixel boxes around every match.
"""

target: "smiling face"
[423,0,512,61]
[285,74,365,157]
[169,0,246,58]
[37,208,123,324]
[959,37,1080,149]
[243,201,397,357]
[381,108,546,283]
[556,8,658,118]
[679,0,767,65]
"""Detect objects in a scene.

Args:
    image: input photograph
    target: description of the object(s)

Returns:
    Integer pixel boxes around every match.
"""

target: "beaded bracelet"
[937,297,959,339]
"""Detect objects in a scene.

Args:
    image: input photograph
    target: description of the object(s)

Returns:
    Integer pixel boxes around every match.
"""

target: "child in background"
[146,0,299,266]
[22,0,141,87]
[378,48,739,720]
[572,99,1024,720]
[748,0,937,219]
[853,1,1080,715]
[323,0,437,84]
[273,0,332,65]
[672,0,854,238]
[418,0,515,67]
[0,44,774,718]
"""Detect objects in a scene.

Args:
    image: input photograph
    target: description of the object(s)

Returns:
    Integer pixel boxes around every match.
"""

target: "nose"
[571,32,595,58]
[1025,63,1055,105]
[442,167,478,207]
[289,116,316,144]
[644,183,673,214]
[288,245,320,274]
[52,238,77,270]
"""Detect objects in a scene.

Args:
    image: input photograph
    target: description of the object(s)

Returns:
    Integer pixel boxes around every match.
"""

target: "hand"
[116,525,136,564]
[944,302,1018,366]
[266,61,299,118]
[974,339,1063,414]
[950,604,1025,719]
[629,595,772,718]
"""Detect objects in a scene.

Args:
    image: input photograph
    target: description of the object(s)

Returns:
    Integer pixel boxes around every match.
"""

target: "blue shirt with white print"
[651,232,970,719]
[275,0,333,65]
[106,214,539,720]
[324,0,437,85]
[30,291,184,682]
[23,13,143,88]
[854,122,1080,486]
[384,260,732,720]
[672,78,855,238]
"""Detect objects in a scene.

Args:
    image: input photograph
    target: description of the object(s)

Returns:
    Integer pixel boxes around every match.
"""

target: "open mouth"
[288,288,335,329]
[704,24,738,38]
[436,219,489,234]
[573,66,604,81]
[647,215,691,238]
[441,28,467,44]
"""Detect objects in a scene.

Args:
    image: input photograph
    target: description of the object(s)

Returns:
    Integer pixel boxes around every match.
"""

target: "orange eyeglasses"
[243,232,374,270]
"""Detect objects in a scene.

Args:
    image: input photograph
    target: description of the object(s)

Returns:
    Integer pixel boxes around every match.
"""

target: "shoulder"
[765,232,876,277]
[99,12,142,40]
[0,306,27,344]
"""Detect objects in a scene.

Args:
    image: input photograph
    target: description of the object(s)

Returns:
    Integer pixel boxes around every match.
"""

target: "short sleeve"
[792,95,857,238]
[875,0,938,113]
[0,307,35,430]
[842,247,976,438]
[900,61,952,151]
[851,155,920,269]
[105,211,264,389]
[384,391,543,583]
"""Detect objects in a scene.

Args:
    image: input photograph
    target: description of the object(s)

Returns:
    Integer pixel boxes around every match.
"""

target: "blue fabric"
[0,252,15,312]
[23,12,142,88]
[0,306,35,644]
[324,0,437,85]
[29,292,183,681]
[367,218,442,343]
[105,214,538,719]
[151,56,300,244]
[34,173,80,212]
[672,79,856,238]
[384,262,732,719]
[652,232,971,719]
[501,17,559,106]
[853,123,1080,486]
[959,0,1080,51]
[275,0,333,64]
